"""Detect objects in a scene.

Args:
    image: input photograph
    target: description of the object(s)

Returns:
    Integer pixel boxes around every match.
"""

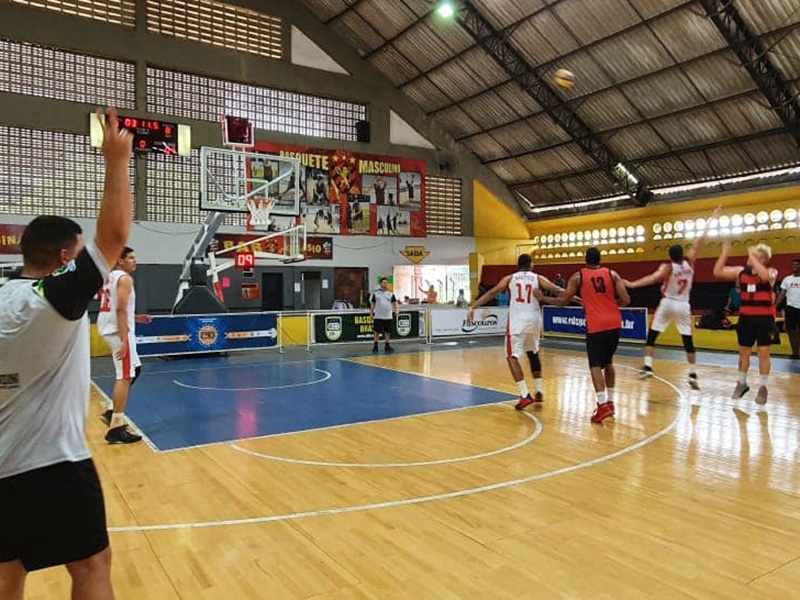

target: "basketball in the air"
[554,69,575,88]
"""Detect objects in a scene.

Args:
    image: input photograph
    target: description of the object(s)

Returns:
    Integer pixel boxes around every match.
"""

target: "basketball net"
[246,198,274,230]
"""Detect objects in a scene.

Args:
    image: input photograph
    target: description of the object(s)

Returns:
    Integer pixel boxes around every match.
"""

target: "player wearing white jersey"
[469,254,564,410]
[96,247,151,444]
[625,206,721,388]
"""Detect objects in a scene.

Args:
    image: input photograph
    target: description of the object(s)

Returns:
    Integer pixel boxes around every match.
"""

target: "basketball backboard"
[199,146,301,217]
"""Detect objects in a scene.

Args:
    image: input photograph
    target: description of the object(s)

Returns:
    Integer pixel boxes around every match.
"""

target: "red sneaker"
[591,401,615,423]
[534,392,544,403]
[515,395,534,410]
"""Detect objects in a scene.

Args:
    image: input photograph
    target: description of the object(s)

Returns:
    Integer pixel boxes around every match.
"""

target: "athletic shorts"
[506,321,542,358]
[586,328,621,368]
[104,333,141,380]
[736,315,777,347]
[0,459,109,571]
[373,318,392,334]
[651,298,693,336]
[785,306,800,331]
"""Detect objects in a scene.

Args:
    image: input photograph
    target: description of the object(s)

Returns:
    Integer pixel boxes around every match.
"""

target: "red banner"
[255,141,427,238]
[209,234,333,260]
[0,224,26,254]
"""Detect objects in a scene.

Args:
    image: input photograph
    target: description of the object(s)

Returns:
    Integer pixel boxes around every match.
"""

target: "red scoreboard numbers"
[235,251,255,270]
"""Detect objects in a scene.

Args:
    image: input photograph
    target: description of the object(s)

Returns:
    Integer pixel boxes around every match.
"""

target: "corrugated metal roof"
[298,0,800,213]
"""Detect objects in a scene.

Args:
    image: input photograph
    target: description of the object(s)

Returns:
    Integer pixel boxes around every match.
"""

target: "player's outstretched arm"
[468,276,510,320]
[95,107,133,269]
[539,273,579,306]
[713,242,743,281]
[612,271,631,307]
[687,204,723,263]
[625,263,670,289]
[747,246,775,284]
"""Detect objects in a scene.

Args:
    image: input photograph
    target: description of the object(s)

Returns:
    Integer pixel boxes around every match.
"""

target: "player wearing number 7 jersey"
[469,254,565,410]
[625,206,720,389]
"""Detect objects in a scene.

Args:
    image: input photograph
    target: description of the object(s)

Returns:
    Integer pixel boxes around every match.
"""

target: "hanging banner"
[313,311,421,343]
[136,313,279,356]
[543,306,648,341]
[256,141,427,238]
[0,224,26,254]
[209,233,333,260]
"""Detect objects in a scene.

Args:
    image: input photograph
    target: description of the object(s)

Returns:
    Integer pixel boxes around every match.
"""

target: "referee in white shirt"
[0,107,132,599]
[777,258,800,359]
[370,277,399,353]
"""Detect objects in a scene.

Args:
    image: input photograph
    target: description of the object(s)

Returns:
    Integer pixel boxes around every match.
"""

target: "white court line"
[229,410,542,468]
[172,369,331,392]
[90,381,160,454]
[107,367,687,532]
[92,357,334,379]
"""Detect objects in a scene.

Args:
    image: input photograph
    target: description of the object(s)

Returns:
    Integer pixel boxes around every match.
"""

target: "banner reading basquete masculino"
[314,311,420,343]
[543,306,647,341]
[136,313,279,356]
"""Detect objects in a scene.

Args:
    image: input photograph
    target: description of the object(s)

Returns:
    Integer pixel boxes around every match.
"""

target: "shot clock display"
[89,113,191,156]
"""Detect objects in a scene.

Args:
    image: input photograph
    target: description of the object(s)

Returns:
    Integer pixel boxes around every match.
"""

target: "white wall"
[0,214,474,284]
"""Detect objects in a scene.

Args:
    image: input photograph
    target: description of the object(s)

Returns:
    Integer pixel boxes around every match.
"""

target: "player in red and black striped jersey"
[713,242,778,405]
[538,247,630,423]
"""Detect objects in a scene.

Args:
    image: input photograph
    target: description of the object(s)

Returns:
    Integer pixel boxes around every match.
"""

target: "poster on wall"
[255,141,427,237]
[0,224,26,254]
[313,311,420,343]
[430,308,509,337]
[209,233,334,260]
[542,306,647,341]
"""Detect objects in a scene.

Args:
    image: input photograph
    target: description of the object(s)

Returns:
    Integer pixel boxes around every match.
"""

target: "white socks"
[597,391,607,404]
[105,398,114,410]
[760,374,769,387]
[110,412,126,429]
[517,380,529,398]
[534,378,543,394]
[737,372,748,385]
[644,356,653,368]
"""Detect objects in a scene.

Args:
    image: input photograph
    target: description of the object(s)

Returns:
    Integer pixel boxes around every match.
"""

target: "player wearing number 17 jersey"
[625,206,718,389]
[469,254,564,410]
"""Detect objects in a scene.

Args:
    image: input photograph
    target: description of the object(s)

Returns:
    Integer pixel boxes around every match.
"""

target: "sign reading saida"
[399,246,430,264]
[315,311,420,343]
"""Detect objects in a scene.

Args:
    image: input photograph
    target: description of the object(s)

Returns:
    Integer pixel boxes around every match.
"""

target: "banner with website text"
[543,306,648,341]
[255,141,427,237]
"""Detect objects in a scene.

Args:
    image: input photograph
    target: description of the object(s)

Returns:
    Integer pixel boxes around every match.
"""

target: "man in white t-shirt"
[370,277,399,353]
[468,254,565,410]
[0,107,132,600]
[97,246,152,444]
[777,258,800,359]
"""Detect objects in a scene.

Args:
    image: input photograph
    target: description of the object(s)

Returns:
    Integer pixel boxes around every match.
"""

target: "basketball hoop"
[247,198,274,230]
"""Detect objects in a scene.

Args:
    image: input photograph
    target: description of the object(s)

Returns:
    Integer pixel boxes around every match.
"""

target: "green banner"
[314,311,420,343]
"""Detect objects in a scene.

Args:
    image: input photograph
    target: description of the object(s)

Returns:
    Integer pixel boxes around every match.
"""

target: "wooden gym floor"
[24,341,800,599]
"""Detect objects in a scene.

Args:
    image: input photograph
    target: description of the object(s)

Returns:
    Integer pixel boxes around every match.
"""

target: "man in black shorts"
[714,242,778,405]
[370,277,399,353]
[0,107,132,599]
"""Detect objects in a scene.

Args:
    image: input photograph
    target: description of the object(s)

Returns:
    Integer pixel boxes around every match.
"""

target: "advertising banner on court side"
[313,311,420,343]
[542,306,647,341]
[430,308,509,337]
[136,313,279,356]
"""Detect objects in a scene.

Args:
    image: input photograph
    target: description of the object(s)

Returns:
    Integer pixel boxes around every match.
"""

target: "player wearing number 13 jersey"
[625,206,718,389]
[469,254,564,410]
[537,248,630,424]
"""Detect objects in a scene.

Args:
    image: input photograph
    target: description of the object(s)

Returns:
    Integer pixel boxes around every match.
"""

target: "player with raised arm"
[626,205,721,389]
[97,246,153,444]
[469,253,564,410]
[714,242,779,405]
[0,107,132,600]
[538,247,630,423]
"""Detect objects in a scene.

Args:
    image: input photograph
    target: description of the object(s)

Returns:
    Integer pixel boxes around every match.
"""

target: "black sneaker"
[688,373,699,390]
[385,345,395,353]
[100,410,113,426]
[638,366,654,379]
[105,426,142,445]
[372,344,379,353]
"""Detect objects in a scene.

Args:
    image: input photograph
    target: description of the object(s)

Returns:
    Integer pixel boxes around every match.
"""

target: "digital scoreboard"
[90,114,191,156]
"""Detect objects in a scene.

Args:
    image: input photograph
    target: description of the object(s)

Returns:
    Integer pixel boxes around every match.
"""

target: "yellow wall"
[525,185,800,265]
[472,180,531,271]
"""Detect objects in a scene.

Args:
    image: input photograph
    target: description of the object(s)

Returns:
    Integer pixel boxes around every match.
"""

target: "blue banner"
[135,313,278,356]
[543,306,647,341]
